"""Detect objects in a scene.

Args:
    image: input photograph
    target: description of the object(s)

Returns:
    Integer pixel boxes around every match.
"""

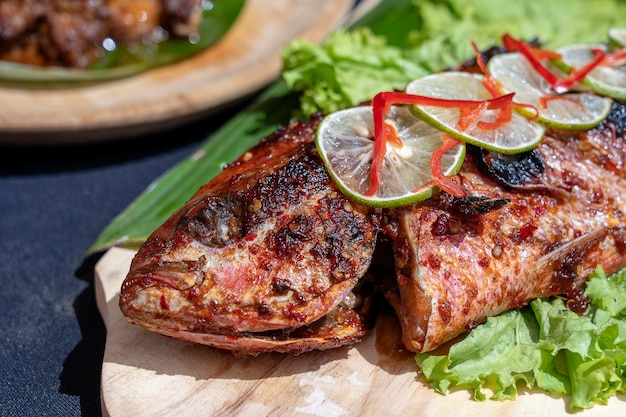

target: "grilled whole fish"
[120,101,626,356]
[119,116,380,356]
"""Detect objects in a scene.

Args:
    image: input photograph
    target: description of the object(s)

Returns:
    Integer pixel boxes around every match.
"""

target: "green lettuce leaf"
[415,268,626,411]
[281,28,427,118]
[586,267,626,316]
[282,0,626,117]
[416,308,540,401]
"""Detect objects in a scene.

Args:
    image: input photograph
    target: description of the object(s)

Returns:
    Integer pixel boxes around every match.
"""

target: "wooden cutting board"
[95,247,624,416]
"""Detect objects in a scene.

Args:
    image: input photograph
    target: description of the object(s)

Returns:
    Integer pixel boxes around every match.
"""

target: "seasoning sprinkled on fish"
[119,43,626,356]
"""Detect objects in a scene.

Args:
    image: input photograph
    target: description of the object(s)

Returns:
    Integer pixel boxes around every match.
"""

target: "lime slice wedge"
[556,43,626,100]
[488,52,613,130]
[405,71,546,154]
[315,106,466,208]
[608,28,626,47]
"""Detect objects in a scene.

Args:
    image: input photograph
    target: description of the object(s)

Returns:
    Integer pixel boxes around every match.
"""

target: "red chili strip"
[428,134,467,198]
[476,93,515,130]
[374,91,512,111]
[471,41,505,97]
[366,91,514,197]
[458,103,489,131]
[502,34,561,60]
[502,34,605,93]
[601,48,626,67]
[378,90,515,131]
[471,41,539,120]
[539,95,585,110]
[366,93,390,196]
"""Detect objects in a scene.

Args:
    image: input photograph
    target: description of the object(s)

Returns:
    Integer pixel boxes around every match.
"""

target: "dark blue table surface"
[0,103,247,417]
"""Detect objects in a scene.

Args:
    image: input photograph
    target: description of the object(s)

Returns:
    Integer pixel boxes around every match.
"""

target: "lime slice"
[315,106,466,208]
[488,52,613,130]
[608,28,626,47]
[556,43,626,101]
[405,71,546,154]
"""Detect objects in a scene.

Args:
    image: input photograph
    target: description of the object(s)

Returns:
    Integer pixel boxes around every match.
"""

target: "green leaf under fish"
[416,268,626,411]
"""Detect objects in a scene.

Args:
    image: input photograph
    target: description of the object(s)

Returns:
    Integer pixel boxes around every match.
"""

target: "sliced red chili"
[477,93,515,130]
[458,102,489,131]
[366,93,390,196]
[471,41,539,120]
[367,90,512,197]
[471,41,505,97]
[502,34,561,60]
[428,134,467,198]
[601,48,626,67]
[539,95,584,110]
[502,34,605,93]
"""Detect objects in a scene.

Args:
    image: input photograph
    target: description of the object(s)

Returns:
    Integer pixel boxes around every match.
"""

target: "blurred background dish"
[0,0,355,145]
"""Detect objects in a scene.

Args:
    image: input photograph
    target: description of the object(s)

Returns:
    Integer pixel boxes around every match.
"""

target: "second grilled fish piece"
[385,117,626,353]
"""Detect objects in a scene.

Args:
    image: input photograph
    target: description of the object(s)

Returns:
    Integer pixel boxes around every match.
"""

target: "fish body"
[119,100,626,357]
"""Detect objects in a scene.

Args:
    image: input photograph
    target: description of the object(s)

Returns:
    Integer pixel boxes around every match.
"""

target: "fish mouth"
[121,257,206,293]
[128,302,372,357]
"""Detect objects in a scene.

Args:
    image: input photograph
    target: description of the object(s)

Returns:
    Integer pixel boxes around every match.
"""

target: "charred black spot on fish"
[245,151,332,225]
[178,194,244,247]
[316,196,378,284]
[431,212,453,236]
[272,278,291,295]
[470,146,546,190]
[270,215,313,259]
[257,303,273,319]
[452,195,510,215]
[596,100,626,139]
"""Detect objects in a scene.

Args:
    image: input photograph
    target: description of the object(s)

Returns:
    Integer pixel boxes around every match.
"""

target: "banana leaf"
[89,80,299,253]
[0,0,245,87]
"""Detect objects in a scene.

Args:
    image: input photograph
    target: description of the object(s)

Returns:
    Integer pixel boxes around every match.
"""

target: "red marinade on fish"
[119,52,626,356]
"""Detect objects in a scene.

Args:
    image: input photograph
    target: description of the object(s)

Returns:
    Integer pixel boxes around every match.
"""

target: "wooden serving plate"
[95,247,624,416]
[0,0,354,144]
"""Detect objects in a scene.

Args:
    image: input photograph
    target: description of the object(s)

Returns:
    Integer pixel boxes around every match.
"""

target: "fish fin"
[534,227,623,293]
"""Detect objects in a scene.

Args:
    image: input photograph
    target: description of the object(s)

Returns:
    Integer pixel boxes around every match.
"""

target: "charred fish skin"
[119,58,626,358]
[120,116,380,356]
[387,103,626,353]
